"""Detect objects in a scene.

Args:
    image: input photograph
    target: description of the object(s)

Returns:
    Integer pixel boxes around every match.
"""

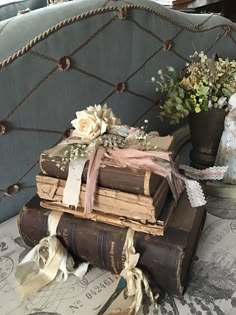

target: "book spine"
[40,154,161,196]
[18,206,182,295]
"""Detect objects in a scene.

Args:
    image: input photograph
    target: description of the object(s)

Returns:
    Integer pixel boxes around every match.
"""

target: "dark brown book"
[18,191,205,295]
[40,150,162,196]
[39,126,190,197]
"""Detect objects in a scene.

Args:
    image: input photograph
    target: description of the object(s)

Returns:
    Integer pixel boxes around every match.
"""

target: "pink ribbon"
[84,145,106,214]
[84,147,183,214]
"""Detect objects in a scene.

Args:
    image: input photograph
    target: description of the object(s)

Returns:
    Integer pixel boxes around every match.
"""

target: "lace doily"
[179,165,228,181]
[172,169,206,208]
[183,179,206,208]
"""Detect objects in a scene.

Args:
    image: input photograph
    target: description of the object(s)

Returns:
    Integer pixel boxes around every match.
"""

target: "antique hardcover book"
[36,174,170,223]
[18,192,205,295]
[40,153,162,197]
[39,126,190,197]
[40,190,175,236]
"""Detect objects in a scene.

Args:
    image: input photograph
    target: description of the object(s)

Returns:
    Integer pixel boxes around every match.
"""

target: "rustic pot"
[189,109,227,168]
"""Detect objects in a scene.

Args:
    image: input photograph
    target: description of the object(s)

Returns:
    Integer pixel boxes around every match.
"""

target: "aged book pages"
[40,192,175,236]
[36,174,170,223]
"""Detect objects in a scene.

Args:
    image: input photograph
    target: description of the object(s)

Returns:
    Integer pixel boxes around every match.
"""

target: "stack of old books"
[17,105,205,295]
[36,142,175,236]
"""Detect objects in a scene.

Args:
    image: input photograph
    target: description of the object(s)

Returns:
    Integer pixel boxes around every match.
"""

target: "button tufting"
[0,123,6,135]
[5,184,20,196]
[194,25,201,31]
[116,82,126,93]
[163,40,172,51]
[57,56,71,71]
[63,128,72,138]
[117,7,128,20]
[223,26,231,36]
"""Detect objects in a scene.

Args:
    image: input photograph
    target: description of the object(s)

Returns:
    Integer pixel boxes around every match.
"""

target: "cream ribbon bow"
[120,228,158,315]
[15,211,89,298]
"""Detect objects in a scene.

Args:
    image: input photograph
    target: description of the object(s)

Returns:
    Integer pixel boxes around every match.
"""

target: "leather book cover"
[40,151,162,197]
[18,191,205,295]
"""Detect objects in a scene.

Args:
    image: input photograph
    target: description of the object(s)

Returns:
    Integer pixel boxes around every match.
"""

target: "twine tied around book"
[15,211,89,298]
[118,228,158,315]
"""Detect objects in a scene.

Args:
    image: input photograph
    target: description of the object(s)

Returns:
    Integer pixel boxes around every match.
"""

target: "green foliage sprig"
[152,52,236,124]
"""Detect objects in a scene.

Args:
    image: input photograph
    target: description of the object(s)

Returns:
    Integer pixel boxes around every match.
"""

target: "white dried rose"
[71,104,121,143]
[86,104,121,129]
[71,110,107,143]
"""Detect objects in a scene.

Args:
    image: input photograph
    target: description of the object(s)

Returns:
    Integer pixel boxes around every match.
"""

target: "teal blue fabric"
[0,0,47,22]
[0,0,236,222]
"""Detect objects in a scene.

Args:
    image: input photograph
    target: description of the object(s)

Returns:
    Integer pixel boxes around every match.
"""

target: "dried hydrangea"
[152,52,236,124]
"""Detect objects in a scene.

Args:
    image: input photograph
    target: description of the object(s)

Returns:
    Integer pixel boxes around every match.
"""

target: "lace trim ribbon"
[175,165,228,208]
[179,165,228,181]
[183,179,206,208]
[15,211,89,298]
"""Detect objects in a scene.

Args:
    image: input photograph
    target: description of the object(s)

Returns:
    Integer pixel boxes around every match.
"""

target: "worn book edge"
[36,174,170,223]
[39,194,176,236]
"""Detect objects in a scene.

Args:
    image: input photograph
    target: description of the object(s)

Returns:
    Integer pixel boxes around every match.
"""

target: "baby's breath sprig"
[128,120,161,151]
[62,143,89,163]
[136,119,149,141]
[58,134,127,167]
[100,134,127,148]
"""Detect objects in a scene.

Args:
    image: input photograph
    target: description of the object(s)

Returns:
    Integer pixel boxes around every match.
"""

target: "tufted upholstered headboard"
[0,0,47,22]
[0,0,236,222]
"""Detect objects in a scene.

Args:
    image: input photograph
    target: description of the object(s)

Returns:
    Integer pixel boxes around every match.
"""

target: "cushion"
[0,0,47,22]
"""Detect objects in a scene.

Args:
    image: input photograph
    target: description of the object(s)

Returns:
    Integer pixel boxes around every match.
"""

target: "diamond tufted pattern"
[0,0,236,222]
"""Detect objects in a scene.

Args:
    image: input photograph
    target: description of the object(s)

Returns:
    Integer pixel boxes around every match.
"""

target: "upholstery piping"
[0,4,235,70]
